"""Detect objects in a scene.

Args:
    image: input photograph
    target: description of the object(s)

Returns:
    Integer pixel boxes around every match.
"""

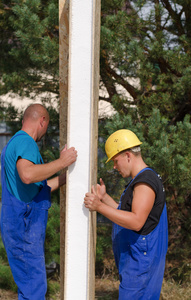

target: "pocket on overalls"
[120,233,150,290]
[1,204,26,256]
[24,203,49,256]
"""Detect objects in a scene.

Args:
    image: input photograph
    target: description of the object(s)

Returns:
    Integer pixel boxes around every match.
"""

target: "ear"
[125,151,131,161]
[40,116,46,127]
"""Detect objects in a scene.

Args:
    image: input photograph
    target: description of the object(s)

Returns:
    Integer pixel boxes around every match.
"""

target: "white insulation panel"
[64,0,94,299]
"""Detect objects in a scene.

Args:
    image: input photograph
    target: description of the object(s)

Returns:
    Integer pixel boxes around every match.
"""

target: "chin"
[122,173,128,178]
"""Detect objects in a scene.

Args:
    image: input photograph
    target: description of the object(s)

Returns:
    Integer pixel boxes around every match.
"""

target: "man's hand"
[60,145,77,168]
[84,185,102,212]
[84,178,118,211]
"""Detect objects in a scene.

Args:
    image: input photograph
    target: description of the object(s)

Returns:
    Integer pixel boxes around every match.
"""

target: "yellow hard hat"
[105,129,142,163]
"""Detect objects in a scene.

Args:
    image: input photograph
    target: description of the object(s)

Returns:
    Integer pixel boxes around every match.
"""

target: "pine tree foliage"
[0,0,59,97]
[100,0,191,123]
[1,0,191,124]
[1,0,191,123]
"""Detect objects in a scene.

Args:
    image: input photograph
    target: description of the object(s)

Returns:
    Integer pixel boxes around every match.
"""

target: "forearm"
[84,189,142,230]
[101,193,118,209]
[17,158,67,184]
[47,173,66,192]
[85,183,154,231]
[97,202,144,231]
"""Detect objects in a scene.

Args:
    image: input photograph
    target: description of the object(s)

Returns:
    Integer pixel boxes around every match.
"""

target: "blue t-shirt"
[4,130,44,203]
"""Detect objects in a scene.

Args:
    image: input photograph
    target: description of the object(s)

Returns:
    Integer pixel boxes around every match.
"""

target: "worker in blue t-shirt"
[84,129,168,300]
[1,103,77,300]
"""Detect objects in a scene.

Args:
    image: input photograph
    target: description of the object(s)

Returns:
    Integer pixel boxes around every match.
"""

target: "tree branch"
[161,0,185,36]
[104,64,138,101]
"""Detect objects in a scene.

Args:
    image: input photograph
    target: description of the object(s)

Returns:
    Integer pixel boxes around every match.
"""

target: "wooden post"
[88,1,101,298]
[59,0,101,299]
[59,0,69,299]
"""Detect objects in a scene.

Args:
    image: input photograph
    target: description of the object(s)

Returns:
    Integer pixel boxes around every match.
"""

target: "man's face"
[112,152,130,178]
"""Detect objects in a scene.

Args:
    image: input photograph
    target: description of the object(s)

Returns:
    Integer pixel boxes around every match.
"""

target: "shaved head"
[23,104,49,123]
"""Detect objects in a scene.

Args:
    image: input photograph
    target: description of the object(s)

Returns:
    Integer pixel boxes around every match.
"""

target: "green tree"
[100,0,191,123]
[2,1,191,124]
[0,0,59,98]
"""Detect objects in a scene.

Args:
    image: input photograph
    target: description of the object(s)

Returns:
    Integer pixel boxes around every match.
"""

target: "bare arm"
[47,172,66,192]
[16,146,77,185]
[84,182,155,231]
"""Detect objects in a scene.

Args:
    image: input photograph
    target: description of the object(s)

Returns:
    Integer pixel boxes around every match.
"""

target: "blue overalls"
[112,168,168,300]
[0,134,51,300]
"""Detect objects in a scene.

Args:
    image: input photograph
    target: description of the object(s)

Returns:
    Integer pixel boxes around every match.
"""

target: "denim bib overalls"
[112,168,168,300]
[0,134,51,300]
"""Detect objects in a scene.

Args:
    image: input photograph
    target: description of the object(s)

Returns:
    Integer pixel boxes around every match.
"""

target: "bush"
[45,202,60,265]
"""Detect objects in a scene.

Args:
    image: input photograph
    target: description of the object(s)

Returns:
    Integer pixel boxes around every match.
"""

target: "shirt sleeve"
[14,135,41,165]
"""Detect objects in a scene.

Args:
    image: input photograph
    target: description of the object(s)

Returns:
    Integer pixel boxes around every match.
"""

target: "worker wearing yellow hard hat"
[105,129,142,163]
[84,129,168,300]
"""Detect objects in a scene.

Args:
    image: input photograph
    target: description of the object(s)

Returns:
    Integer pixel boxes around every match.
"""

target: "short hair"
[129,146,141,153]
[120,146,141,156]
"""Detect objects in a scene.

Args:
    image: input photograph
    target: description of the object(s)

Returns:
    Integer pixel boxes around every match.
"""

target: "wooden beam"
[88,0,101,298]
[59,1,69,299]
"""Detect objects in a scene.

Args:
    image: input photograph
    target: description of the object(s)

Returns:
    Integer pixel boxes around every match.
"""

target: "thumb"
[60,144,67,152]
[63,144,67,151]
[91,185,97,195]
[100,178,105,186]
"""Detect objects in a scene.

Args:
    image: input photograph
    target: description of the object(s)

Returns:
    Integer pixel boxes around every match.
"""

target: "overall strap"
[118,167,156,209]
[7,132,27,146]
[126,167,154,191]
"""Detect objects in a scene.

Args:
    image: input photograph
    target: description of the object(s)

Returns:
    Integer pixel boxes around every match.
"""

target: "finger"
[69,146,75,152]
[84,192,92,198]
[100,178,104,186]
[92,185,97,195]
